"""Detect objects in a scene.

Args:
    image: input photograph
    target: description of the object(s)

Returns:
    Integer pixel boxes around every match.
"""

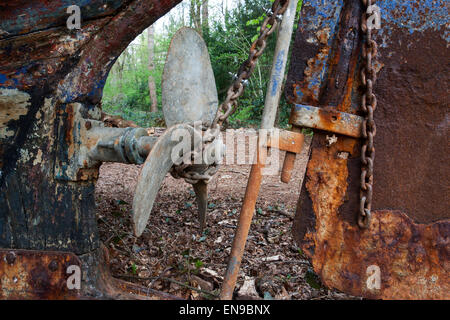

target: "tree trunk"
[190,0,195,28]
[181,1,185,26]
[196,0,202,35]
[190,0,202,35]
[147,26,158,113]
[201,0,209,38]
[117,55,124,92]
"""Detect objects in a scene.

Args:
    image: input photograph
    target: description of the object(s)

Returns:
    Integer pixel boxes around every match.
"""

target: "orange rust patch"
[77,168,99,181]
[292,44,331,106]
[301,145,450,299]
[0,250,81,300]
[266,129,305,154]
[64,104,75,160]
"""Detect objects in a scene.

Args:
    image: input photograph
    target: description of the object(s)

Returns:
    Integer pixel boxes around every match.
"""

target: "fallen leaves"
[95,132,354,300]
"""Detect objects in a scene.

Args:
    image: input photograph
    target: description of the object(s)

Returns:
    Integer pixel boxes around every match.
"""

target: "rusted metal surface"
[280,126,303,183]
[290,104,363,138]
[299,145,449,299]
[286,0,449,299]
[0,0,127,39]
[265,129,305,154]
[0,249,82,299]
[220,146,267,300]
[221,130,305,299]
[285,0,344,106]
[0,0,182,299]
[0,247,181,300]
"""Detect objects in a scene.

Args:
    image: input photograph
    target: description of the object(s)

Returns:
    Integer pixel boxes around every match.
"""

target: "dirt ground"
[95,129,356,300]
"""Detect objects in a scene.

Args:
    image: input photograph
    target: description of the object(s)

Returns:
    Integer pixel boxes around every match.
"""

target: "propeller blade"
[193,180,208,232]
[133,124,201,237]
[162,27,218,127]
[161,27,220,231]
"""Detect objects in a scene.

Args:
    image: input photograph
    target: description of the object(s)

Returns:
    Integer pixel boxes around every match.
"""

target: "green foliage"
[102,0,303,128]
[194,259,204,269]
[130,262,137,275]
[305,268,322,289]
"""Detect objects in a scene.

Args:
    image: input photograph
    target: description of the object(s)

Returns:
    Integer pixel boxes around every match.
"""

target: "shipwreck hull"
[0,0,448,300]
[0,0,181,299]
[286,0,449,299]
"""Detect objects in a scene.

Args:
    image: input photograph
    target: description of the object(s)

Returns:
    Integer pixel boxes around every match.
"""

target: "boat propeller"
[132,27,224,237]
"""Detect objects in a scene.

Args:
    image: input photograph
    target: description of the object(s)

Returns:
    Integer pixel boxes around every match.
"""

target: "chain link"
[212,0,289,129]
[169,122,221,185]
[359,0,378,229]
[172,0,289,185]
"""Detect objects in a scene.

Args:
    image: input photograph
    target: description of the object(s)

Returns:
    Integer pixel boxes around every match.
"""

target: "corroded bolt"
[85,121,92,130]
[5,252,16,265]
[48,260,59,272]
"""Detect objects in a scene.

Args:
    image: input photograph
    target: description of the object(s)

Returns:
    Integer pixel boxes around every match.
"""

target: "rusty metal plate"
[0,249,82,300]
[290,104,363,138]
[162,27,218,127]
[265,129,305,154]
[0,0,185,300]
[286,0,449,299]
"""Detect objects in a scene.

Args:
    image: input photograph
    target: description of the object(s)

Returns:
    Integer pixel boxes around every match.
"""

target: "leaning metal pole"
[220,0,299,300]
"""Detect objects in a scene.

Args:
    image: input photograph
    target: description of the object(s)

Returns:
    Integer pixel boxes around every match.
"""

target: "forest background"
[102,0,303,128]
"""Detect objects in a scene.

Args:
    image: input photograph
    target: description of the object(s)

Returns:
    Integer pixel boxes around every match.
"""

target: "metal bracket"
[264,128,304,154]
[220,128,305,299]
[290,104,363,138]
[55,103,157,181]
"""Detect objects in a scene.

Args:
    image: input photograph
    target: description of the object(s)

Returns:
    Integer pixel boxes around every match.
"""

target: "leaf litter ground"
[95,130,356,300]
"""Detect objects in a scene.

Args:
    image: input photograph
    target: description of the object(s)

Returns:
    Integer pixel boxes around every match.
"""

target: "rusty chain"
[359,0,378,229]
[174,0,379,229]
[172,0,289,185]
[212,0,289,129]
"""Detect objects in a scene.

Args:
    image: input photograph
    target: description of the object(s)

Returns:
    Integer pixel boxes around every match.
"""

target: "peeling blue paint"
[295,0,343,104]
[302,0,344,48]
[377,0,449,42]
[0,74,7,84]
[270,50,285,97]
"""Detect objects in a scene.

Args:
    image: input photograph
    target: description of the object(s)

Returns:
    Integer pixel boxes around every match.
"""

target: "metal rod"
[220,147,266,300]
[220,0,299,300]
[261,0,299,130]
[281,126,302,183]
